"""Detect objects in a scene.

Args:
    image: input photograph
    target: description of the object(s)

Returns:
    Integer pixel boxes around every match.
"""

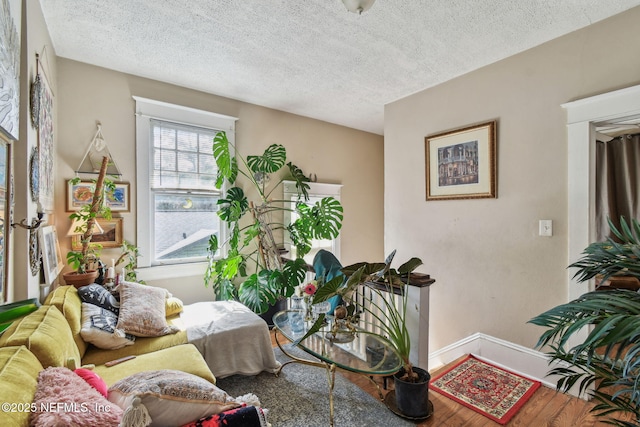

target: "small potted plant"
[62,156,114,288]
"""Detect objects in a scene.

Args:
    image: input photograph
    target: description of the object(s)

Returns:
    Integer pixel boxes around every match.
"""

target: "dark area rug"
[216,344,415,427]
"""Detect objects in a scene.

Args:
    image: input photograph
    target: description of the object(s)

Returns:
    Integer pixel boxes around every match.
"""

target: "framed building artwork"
[425,121,497,201]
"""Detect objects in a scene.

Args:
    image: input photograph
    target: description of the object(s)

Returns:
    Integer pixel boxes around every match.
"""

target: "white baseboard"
[428,333,584,398]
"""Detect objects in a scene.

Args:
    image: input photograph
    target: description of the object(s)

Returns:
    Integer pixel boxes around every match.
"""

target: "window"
[134,97,237,271]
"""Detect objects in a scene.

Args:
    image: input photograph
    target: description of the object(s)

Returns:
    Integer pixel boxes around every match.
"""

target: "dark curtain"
[595,133,640,241]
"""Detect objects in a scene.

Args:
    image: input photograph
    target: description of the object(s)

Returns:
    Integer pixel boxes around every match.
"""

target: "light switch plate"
[539,220,553,237]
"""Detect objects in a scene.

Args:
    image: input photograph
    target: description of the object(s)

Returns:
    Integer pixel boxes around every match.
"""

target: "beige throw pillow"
[108,370,240,427]
[115,282,180,337]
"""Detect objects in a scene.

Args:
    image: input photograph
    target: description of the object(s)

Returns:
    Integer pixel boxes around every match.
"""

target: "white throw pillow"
[80,302,135,350]
[108,370,241,427]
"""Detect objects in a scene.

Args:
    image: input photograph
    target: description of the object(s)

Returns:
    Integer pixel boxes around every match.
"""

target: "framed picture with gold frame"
[72,217,123,250]
[425,120,497,201]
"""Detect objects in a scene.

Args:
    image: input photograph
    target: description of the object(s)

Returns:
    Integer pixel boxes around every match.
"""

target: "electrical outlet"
[539,220,553,237]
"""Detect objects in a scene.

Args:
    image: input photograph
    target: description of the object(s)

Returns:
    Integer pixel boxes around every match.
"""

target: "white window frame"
[134,96,237,278]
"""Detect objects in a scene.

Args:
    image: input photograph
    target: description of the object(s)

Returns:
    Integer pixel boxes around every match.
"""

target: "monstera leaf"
[213,131,238,188]
[287,162,311,201]
[217,187,248,222]
[308,197,344,239]
[239,270,278,314]
[247,144,286,174]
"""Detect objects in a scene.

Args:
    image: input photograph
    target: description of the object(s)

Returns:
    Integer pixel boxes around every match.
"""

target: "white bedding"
[180,300,281,378]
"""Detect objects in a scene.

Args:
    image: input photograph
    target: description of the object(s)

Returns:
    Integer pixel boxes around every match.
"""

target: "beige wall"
[384,6,640,356]
[54,59,384,303]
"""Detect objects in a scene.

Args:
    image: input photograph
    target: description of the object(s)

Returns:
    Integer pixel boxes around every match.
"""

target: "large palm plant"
[204,131,343,314]
[530,217,640,426]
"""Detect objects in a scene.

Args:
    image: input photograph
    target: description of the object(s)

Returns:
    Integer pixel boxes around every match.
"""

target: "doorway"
[563,84,640,304]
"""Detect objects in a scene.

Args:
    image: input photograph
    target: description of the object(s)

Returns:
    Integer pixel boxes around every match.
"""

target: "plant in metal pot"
[302,250,432,417]
[529,217,640,427]
[204,131,344,314]
[63,156,114,287]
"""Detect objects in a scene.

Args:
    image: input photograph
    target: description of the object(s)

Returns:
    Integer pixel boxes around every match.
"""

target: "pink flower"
[303,283,317,295]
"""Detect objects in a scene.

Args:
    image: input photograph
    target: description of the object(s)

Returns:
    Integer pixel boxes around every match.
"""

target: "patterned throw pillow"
[108,370,241,427]
[80,303,135,350]
[77,284,120,315]
[115,282,180,337]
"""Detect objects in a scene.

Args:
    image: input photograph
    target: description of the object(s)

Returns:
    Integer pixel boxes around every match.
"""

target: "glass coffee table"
[273,310,402,427]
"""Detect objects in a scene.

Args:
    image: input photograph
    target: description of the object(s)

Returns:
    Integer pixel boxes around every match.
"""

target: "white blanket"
[180,301,281,378]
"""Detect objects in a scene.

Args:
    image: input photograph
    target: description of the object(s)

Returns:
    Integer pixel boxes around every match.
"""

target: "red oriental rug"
[430,355,541,425]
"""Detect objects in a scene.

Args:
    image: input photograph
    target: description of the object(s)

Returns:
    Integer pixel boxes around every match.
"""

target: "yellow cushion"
[0,306,81,369]
[44,285,87,356]
[93,344,215,386]
[82,329,188,366]
[166,296,184,317]
[0,346,44,427]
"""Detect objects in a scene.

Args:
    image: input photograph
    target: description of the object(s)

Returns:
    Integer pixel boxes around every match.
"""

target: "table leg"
[326,363,336,427]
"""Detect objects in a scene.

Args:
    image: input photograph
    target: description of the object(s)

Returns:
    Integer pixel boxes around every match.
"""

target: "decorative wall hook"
[11,216,44,230]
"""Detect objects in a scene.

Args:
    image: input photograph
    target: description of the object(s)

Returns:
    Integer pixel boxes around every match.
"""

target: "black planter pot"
[259,298,287,328]
[394,366,431,418]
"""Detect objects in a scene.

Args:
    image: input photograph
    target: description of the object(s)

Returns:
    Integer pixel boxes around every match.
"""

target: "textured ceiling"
[40,0,640,135]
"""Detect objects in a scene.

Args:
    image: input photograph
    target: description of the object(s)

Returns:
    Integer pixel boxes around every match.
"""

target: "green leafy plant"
[300,250,424,381]
[114,240,144,283]
[65,156,114,274]
[529,217,640,426]
[205,131,344,314]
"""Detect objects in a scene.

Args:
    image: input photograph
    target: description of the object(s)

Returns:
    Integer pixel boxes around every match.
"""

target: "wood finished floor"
[269,330,633,426]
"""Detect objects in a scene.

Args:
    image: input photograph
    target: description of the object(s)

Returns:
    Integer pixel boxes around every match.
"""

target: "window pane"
[154,193,219,261]
[177,130,198,152]
[199,135,213,154]
[177,152,197,173]
[159,127,176,149]
[199,154,215,173]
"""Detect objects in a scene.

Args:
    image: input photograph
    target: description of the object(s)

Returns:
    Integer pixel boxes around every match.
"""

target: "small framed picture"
[72,217,124,250]
[66,180,130,212]
[39,225,64,286]
[425,121,497,201]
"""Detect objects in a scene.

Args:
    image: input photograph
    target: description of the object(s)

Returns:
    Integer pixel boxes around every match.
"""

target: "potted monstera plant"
[204,131,344,316]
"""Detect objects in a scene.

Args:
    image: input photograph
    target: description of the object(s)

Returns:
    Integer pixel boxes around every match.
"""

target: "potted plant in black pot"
[204,131,344,318]
[62,156,114,288]
[303,250,433,419]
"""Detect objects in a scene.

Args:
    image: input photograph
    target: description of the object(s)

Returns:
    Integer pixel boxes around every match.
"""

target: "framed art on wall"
[66,180,130,212]
[39,225,63,286]
[71,217,123,250]
[425,120,497,201]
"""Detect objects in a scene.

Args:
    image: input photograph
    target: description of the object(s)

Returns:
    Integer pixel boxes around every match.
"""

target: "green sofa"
[0,285,215,427]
